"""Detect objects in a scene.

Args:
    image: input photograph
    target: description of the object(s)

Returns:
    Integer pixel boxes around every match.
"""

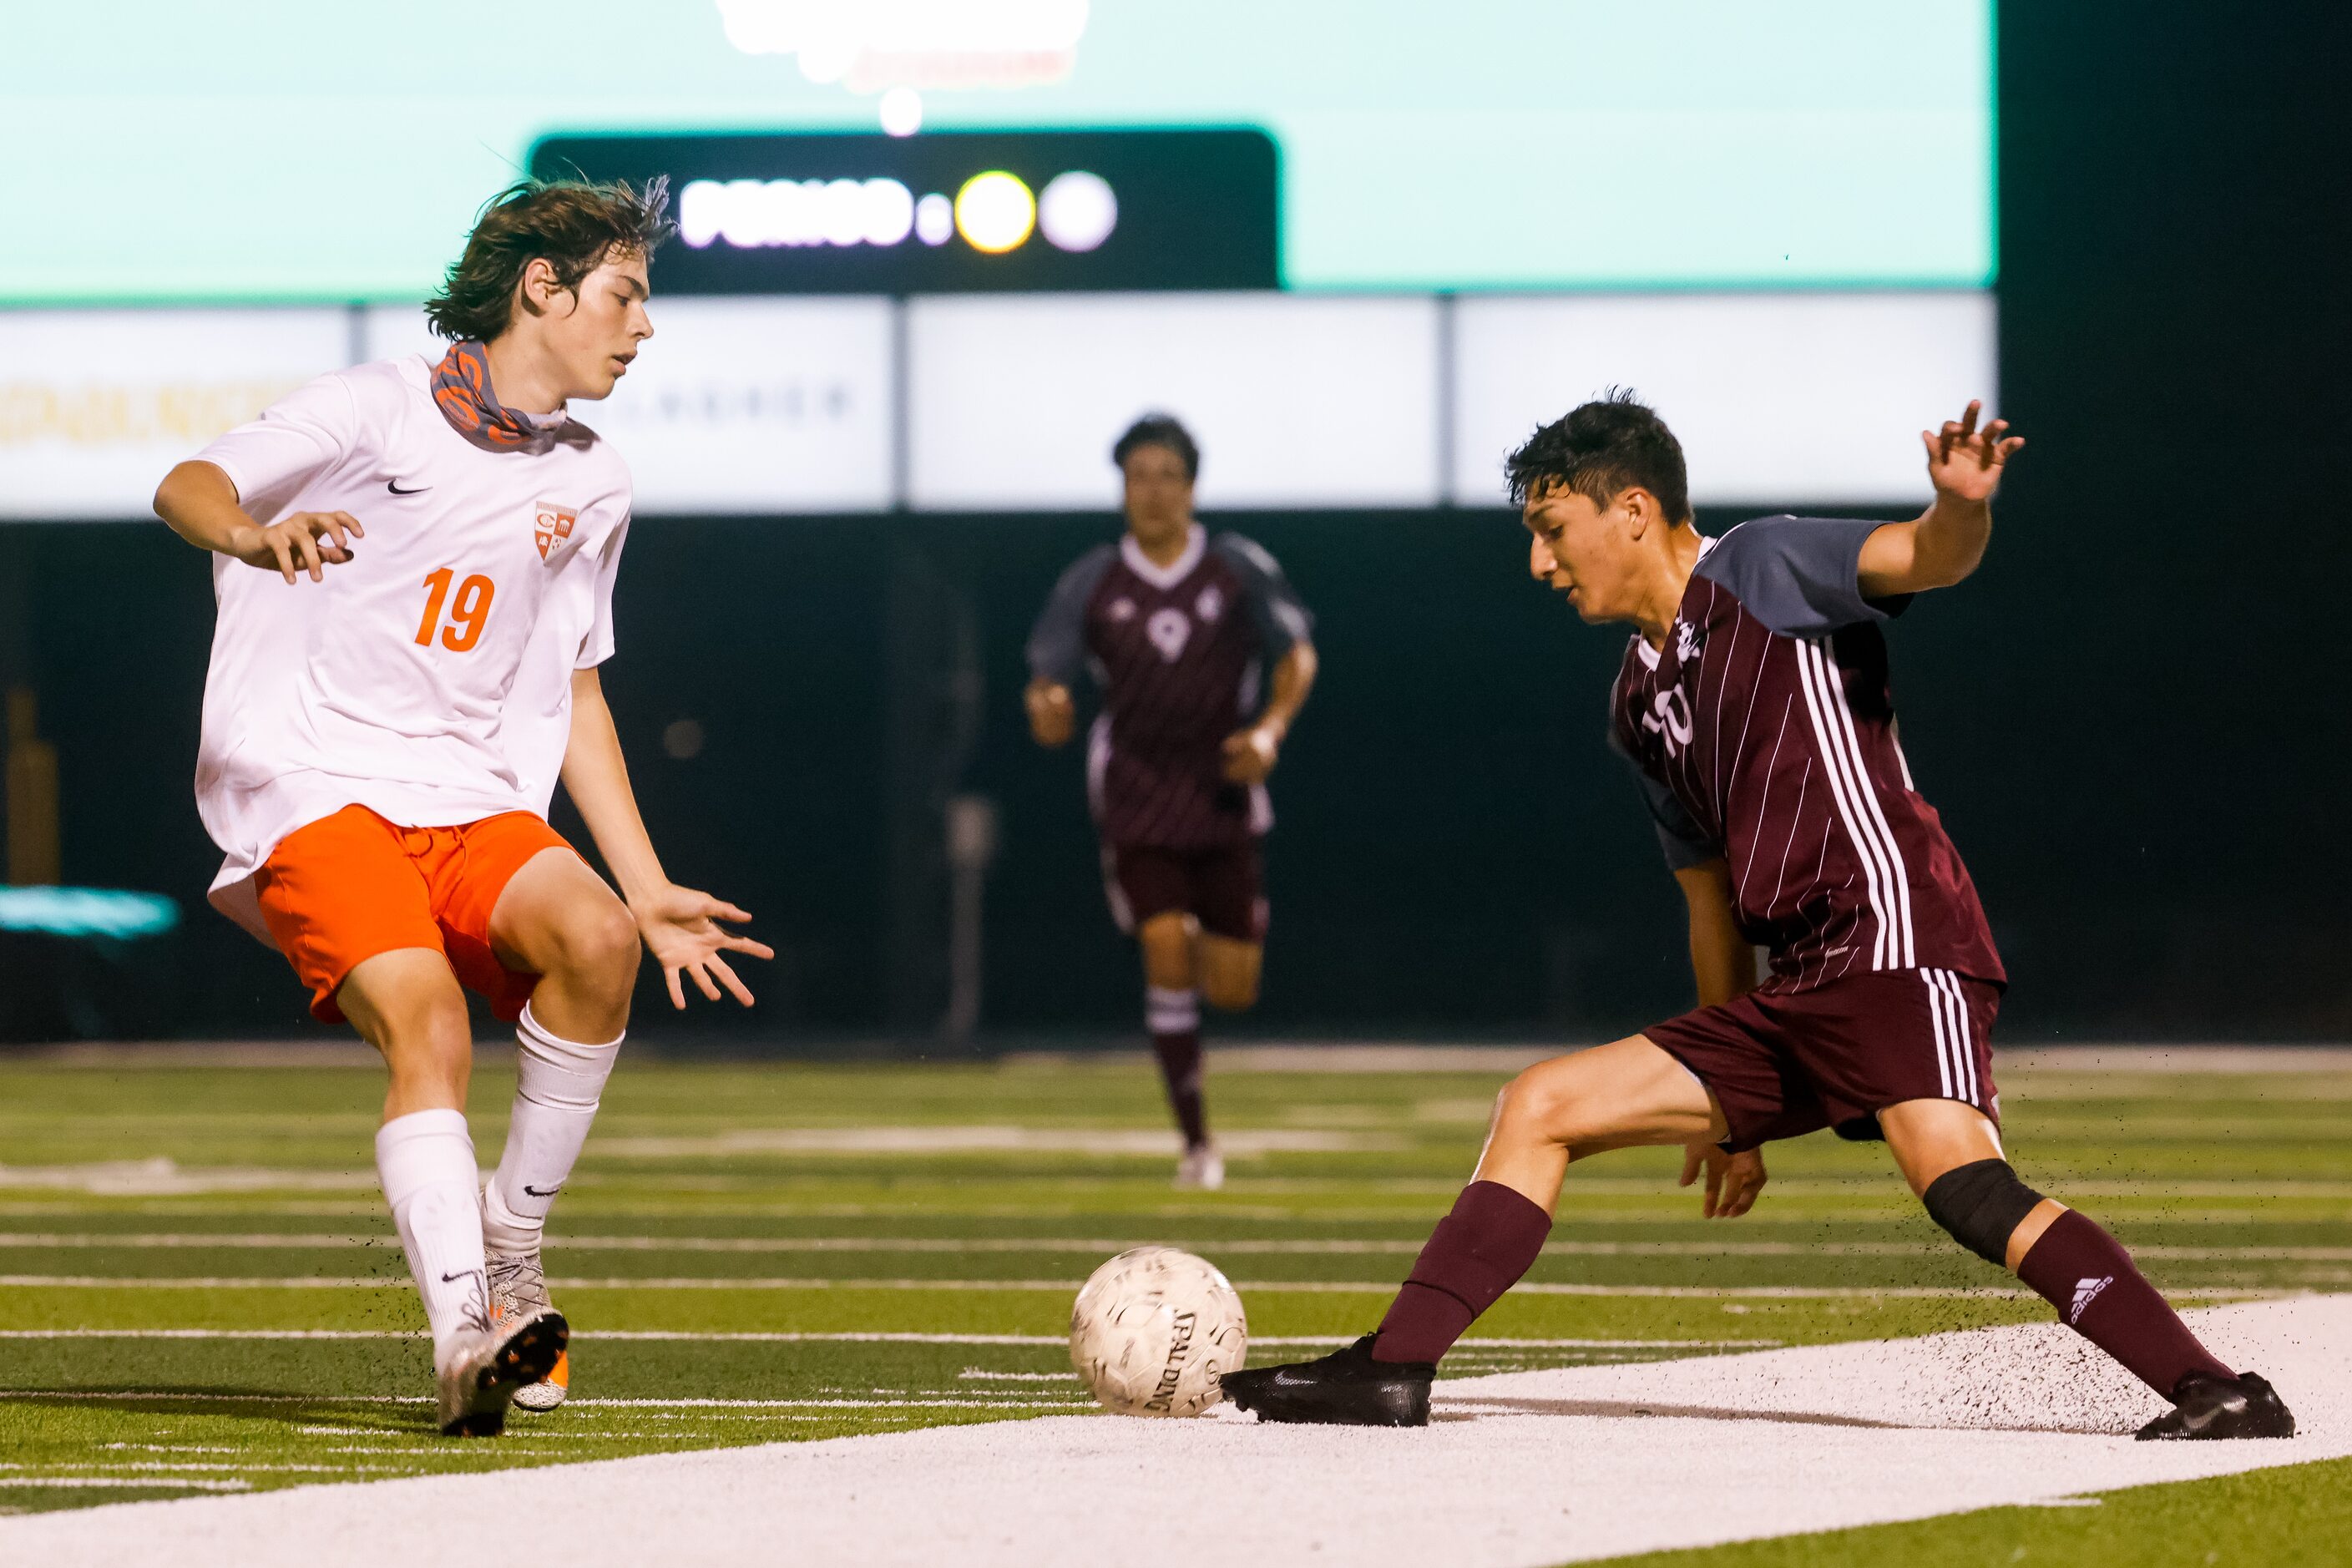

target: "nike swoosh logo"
[524,1184,562,1197]
[387,480,429,494]
[440,1269,479,1283]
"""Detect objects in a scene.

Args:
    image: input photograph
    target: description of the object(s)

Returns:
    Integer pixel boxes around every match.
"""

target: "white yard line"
[589,1126,1400,1156]
[1,1294,2342,1568]
[8,1232,2343,1261]
[0,1273,2275,1299]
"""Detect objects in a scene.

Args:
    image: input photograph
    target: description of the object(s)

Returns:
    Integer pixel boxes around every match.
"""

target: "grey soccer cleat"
[2137,1371,2295,1440]
[437,1307,568,1437]
[488,1249,570,1412]
[1220,1333,1434,1427]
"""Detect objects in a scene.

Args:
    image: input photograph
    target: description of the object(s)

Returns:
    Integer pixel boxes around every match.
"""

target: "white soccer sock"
[482,1001,622,1257]
[1146,986,1201,1036]
[376,1109,490,1368]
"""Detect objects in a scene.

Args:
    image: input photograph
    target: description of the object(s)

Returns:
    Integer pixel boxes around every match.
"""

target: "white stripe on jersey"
[1793,638,1897,971]
[1821,650,1915,968]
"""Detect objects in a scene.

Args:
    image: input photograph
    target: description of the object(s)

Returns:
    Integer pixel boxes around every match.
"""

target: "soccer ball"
[1070,1247,1247,1417]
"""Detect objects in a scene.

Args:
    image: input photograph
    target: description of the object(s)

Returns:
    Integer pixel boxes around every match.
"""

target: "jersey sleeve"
[1694,515,1913,638]
[1025,544,1116,686]
[192,371,361,518]
[1608,726,1722,871]
[578,515,630,669]
[1211,533,1315,660]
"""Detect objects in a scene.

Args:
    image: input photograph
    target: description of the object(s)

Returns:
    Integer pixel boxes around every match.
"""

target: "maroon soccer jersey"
[1029,526,1313,849]
[1611,516,2005,994]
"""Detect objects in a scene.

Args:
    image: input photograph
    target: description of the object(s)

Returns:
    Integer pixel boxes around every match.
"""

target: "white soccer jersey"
[192,355,630,934]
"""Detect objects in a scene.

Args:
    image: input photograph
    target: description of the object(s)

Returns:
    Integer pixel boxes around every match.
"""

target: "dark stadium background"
[2,6,2344,1043]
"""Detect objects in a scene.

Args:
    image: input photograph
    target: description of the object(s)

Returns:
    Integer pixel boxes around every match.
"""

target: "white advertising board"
[1450,292,1999,508]
[907,294,1441,510]
[365,298,895,513]
[0,309,349,518]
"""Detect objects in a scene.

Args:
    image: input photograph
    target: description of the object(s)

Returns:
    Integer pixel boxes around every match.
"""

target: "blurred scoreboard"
[534,130,1278,293]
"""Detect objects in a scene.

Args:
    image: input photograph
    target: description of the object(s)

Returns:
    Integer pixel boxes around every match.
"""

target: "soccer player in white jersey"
[152,180,770,1435]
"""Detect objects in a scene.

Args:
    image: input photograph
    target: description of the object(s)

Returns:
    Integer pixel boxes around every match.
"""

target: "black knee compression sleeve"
[1923,1158,2047,1267]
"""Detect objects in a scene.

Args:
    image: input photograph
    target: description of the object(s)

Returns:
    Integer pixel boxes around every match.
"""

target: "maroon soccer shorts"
[1100,842,1268,943]
[1642,968,2002,1152]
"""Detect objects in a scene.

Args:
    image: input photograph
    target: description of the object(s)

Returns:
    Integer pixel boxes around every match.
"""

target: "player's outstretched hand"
[1921,400,2024,504]
[1025,680,1076,748]
[631,883,776,1009]
[230,511,364,584]
[1220,723,1282,784]
[1679,1141,1768,1219]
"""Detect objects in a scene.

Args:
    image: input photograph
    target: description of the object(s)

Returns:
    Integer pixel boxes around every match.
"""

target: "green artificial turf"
[0,1051,2341,1548]
[1596,1455,2352,1567]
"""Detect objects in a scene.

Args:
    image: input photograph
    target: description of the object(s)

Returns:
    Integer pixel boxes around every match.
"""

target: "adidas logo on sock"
[2069,1276,2113,1323]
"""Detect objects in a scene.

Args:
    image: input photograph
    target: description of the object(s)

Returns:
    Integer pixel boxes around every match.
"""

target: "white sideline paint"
[3,1296,2342,1568]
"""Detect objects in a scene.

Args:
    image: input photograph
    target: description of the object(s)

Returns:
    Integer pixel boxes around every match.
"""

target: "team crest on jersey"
[1194,584,1225,623]
[533,502,578,562]
[1108,596,1137,623]
[1146,607,1191,662]
[1673,617,1707,664]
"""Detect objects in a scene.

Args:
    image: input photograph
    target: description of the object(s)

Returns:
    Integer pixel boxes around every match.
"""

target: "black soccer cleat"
[1220,1333,1434,1427]
[2136,1371,2295,1441]
[437,1308,569,1437]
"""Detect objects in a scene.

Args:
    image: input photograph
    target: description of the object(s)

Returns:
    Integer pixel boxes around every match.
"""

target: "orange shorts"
[255,805,578,1024]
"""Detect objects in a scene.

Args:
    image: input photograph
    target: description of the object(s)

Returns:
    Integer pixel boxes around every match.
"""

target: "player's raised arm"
[557,666,773,1009]
[1857,400,2025,597]
[154,458,362,584]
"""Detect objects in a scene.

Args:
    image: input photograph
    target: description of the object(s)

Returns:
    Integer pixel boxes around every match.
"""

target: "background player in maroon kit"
[1025,415,1318,1189]
[1224,393,2294,1440]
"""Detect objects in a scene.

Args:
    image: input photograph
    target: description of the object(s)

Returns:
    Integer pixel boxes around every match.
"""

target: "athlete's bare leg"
[1878,1097,2064,1267]
[488,847,640,1042]
[1471,1035,1727,1215]
[1137,911,1196,991]
[1196,934,1262,1011]
[338,948,474,1121]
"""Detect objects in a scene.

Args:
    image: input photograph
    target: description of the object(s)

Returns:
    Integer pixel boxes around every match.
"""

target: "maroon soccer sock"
[2015,1209,2233,1398]
[1146,987,1208,1149]
[1371,1181,1552,1364]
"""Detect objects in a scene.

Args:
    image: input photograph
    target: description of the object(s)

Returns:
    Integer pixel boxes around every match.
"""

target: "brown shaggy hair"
[425,178,675,343]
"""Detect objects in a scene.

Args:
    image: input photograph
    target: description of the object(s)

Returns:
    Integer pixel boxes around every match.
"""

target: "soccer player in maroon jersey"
[1223,394,2293,1440]
[1025,415,1318,1189]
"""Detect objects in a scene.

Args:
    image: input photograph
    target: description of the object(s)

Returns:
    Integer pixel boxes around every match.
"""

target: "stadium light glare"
[914,191,955,245]
[954,171,1035,253]
[679,176,917,249]
[1038,170,1117,251]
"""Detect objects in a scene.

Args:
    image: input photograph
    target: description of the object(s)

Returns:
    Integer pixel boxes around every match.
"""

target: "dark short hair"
[425,178,676,343]
[1112,413,1200,480]
[1504,389,1691,523]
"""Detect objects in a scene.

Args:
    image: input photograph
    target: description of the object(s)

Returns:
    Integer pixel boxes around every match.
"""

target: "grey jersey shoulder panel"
[1210,531,1315,658]
[1696,515,1914,639]
[1607,726,1722,871]
[1025,543,1119,685]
